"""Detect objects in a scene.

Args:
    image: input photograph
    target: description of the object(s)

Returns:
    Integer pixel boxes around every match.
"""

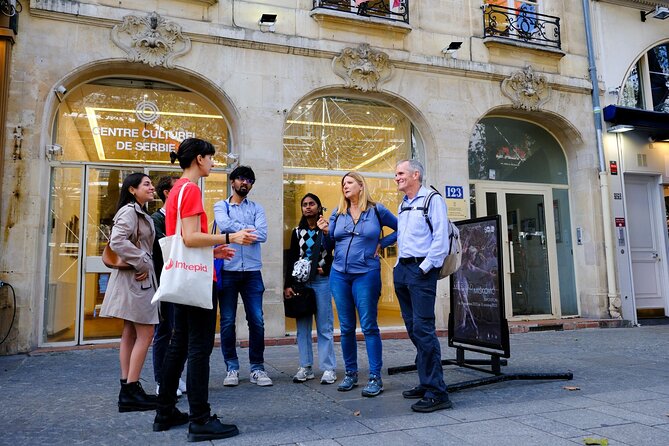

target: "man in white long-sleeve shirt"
[393,159,452,413]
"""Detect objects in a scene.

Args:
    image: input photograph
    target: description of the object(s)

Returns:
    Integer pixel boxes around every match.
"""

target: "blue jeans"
[296,274,336,371]
[217,270,266,372]
[330,268,382,376]
[393,262,448,399]
[152,301,175,383]
[157,291,217,422]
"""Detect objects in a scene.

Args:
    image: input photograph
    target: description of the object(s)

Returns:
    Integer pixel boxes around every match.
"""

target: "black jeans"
[393,263,449,400]
[152,301,175,383]
[157,291,217,423]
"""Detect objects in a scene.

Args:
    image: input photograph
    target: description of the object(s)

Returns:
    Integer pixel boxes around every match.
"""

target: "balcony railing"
[313,0,409,24]
[483,4,561,50]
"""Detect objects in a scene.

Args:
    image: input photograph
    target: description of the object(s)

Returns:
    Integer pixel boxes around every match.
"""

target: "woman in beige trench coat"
[100,172,159,412]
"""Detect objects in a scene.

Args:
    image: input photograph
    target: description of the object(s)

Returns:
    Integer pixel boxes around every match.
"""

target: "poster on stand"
[448,215,510,357]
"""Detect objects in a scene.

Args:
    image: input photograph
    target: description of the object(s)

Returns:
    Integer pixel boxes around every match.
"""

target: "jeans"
[393,262,448,399]
[217,270,266,372]
[152,301,175,383]
[157,291,217,423]
[296,274,336,371]
[329,268,382,376]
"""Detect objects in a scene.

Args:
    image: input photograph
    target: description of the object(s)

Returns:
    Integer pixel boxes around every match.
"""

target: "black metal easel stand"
[388,347,573,392]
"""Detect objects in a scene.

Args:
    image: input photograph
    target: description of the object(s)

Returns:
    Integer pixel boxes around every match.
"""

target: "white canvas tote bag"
[152,183,213,309]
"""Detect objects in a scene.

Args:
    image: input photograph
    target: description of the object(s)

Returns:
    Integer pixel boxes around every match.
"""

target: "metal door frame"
[474,181,561,320]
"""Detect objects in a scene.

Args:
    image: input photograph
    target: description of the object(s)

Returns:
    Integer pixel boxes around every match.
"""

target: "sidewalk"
[2,325,669,445]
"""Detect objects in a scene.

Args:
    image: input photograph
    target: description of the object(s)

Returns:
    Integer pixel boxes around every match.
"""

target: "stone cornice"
[29,5,594,95]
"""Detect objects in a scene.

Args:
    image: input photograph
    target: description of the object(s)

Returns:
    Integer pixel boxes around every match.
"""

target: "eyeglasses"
[235,177,255,185]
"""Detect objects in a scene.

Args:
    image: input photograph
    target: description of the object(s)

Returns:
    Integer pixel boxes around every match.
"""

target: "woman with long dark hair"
[100,172,159,412]
[153,138,256,442]
[284,193,337,385]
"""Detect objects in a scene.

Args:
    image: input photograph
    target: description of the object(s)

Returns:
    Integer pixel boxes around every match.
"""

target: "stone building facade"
[0,0,614,353]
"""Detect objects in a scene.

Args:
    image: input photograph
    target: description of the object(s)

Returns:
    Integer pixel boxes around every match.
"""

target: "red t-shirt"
[164,178,216,282]
[165,178,208,236]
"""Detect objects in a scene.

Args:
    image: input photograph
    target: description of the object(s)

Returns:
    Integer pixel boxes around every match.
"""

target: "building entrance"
[41,76,233,346]
[475,183,560,318]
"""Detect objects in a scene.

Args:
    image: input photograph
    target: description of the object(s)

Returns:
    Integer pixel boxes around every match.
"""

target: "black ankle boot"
[118,381,158,413]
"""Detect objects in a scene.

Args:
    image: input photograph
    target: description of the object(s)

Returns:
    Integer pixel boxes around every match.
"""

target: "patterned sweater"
[284,227,333,289]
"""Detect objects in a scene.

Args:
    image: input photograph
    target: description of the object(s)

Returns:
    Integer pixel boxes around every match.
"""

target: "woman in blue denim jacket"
[318,172,397,397]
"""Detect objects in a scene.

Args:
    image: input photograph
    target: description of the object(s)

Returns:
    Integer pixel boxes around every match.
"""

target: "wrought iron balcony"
[313,0,409,24]
[483,4,561,50]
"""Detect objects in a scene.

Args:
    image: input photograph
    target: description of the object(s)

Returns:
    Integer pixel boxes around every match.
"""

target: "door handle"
[509,240,515,274]
[652,252,661,261]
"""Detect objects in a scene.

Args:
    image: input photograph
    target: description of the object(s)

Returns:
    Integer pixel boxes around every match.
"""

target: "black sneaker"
[402,386,426,399]
[153,407,189,432]
[187,415,239,442]
[411,396,453,413]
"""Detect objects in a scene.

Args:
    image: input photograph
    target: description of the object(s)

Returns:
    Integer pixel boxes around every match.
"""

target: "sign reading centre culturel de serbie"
[92,126,196,152]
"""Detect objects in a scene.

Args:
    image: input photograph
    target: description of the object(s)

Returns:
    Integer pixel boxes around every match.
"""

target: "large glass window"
[621,42,669,113]
[54,78,232,165]
[44,77,233,345]
[468,117,568,184]
[283,96,415,329]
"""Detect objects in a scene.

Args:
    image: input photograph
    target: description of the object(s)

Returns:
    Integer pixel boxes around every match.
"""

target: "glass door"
[81,167,135,342]
[476,183,560,318]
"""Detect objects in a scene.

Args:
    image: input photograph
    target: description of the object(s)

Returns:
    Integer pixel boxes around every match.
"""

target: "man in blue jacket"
[214,166,271,387]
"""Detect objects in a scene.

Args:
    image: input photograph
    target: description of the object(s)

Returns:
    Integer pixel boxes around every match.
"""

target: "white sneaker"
[223,370,239,387]
[250,370,273,387]
[320,370,337,385]
[155,383,183,397]
[293,367,315,383]
[178,378,187,394]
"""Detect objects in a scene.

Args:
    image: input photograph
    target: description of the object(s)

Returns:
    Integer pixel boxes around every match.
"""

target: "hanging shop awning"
[603,105,669,140]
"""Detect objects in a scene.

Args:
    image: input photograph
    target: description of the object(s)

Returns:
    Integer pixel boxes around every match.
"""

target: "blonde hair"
[337,171,376,215]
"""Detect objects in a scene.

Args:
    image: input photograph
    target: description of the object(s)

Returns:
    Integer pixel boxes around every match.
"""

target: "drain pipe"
[581,0,621,318]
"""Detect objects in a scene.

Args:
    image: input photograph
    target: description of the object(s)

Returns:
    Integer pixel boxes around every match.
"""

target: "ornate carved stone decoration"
[501,65,551,111]
[111,11,191,69]
[332,44,392,92]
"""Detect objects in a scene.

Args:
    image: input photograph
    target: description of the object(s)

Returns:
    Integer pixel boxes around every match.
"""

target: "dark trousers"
[393,263,448,399]
[157,291,217,422]
[217,270,266,372]
[152,301,175,383]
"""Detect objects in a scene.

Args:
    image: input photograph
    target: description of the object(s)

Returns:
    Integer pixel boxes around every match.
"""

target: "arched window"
[468,117,567,184]
[621,42,669,113]
[283,96,420,328]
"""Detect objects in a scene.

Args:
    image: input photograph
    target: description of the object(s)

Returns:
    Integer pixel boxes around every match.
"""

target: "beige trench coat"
[100,203,159,324]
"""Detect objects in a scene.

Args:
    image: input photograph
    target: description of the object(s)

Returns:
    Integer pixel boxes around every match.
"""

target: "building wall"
[0,0,608,353]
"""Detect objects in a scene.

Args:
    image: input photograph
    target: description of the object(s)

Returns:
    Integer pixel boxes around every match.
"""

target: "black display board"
[448,215,510,358]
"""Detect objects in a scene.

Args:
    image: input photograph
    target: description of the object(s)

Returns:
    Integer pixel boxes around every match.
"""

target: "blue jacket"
[328,203,397,274]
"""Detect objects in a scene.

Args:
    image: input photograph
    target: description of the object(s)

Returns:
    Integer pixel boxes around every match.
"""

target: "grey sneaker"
[361,374,383,397]
[337,372,358,392]
[320,370,337,385]
[250,370,273,387]
[293,367,315,383]
[223,370,239,387]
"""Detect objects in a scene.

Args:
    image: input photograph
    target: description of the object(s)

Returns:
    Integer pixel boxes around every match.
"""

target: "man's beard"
[234,185,249,197]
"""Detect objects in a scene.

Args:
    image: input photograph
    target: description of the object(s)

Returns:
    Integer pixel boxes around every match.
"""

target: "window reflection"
[468,117,567,184]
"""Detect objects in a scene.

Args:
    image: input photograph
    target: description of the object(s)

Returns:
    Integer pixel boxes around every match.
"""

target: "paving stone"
[583,389,659,404]
[589,404,669,426]
[511,414,593,438]
[335,430,430,446]
[591,422,669,445]
[539,408,632,430]
[404,427,476,445]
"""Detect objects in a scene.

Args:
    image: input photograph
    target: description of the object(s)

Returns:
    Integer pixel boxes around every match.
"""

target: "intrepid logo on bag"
[164,258,208,272]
